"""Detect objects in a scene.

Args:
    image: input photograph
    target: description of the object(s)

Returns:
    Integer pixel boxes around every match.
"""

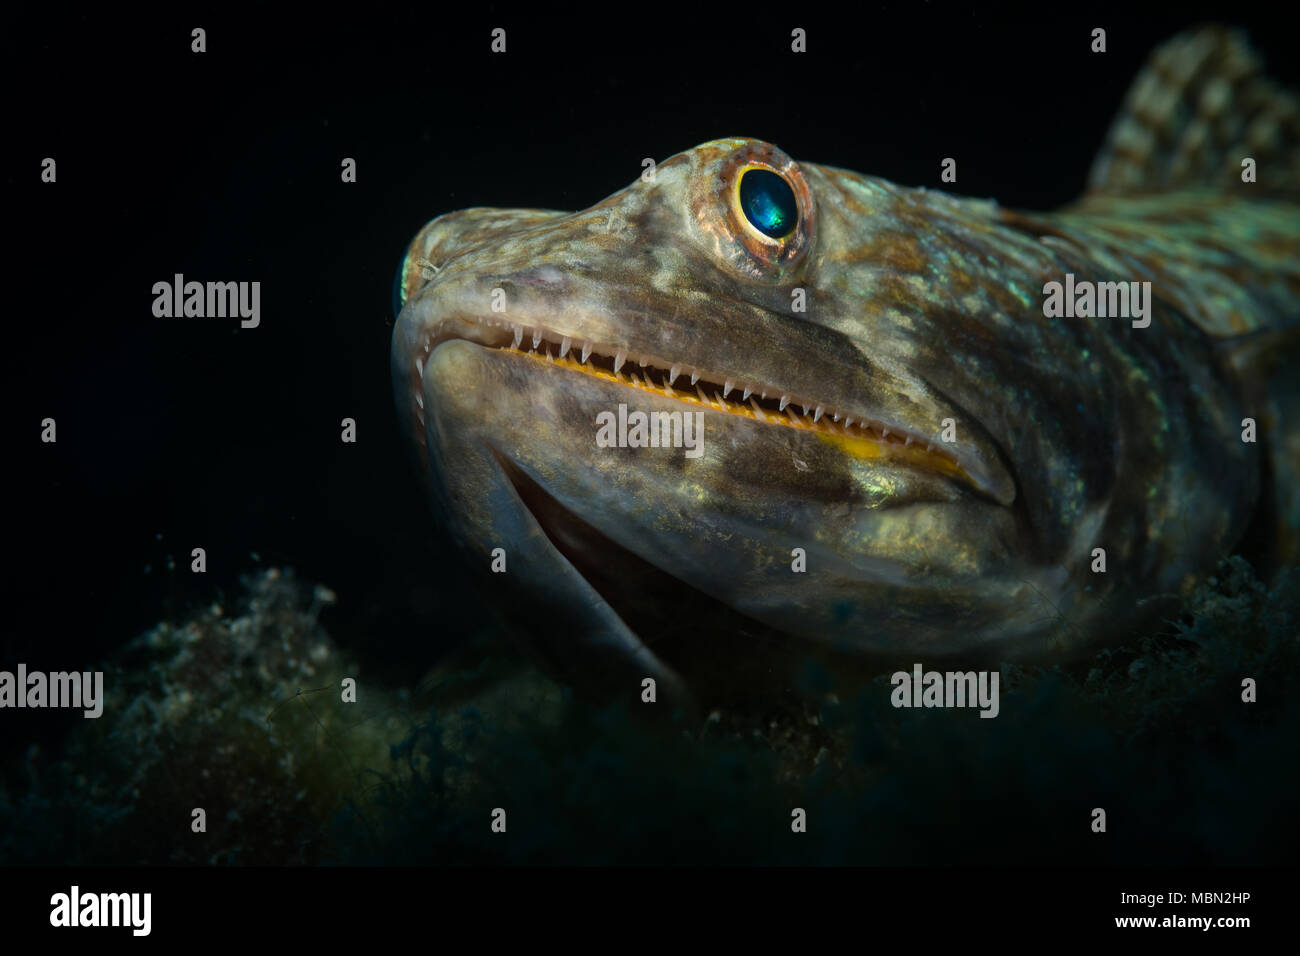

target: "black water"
[5,5,1298,861]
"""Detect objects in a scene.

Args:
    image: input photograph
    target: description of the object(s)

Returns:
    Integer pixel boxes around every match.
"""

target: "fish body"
[391,28,1300,703]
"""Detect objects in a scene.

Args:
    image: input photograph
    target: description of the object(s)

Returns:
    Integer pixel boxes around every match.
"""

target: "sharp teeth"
[723,380,734,399]
[511,325,523,350]
[531,328,542,349]
[779,394,790,411]
[784,405,801,423]
[690,370,700,386]
[882,427,890,438]
[813,405,823,423]
[761,391,767,400]
[844,418,853,428]
[638,357,648,367]
[415,357,424,378]
[669,364,681,385]
[415,393,424,409]
[581,341,593,364]
[749,398,765,418]
[559,336,570,358]
[832,412,840,422]
[905,436,912,447]
[614,351,626,373]
[696,384,709,405]
[714,392,726,407]
[742,387,752,401]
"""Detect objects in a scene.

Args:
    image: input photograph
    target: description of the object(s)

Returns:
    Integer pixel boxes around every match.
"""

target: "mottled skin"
[390,130,1298,703]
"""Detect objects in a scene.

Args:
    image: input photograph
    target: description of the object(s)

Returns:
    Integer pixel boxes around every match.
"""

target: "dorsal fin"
[1087,26,1300,195]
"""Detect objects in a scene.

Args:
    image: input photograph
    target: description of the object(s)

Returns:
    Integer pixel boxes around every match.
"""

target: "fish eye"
[738,168,799,239]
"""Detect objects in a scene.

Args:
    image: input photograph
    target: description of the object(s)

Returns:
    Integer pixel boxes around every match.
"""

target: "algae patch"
[0,569,413,864]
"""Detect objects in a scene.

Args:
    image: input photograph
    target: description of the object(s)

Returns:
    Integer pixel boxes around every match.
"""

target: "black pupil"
[739,169,798,239]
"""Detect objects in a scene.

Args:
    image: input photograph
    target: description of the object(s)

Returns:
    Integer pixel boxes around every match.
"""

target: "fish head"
[390,137,1188,703]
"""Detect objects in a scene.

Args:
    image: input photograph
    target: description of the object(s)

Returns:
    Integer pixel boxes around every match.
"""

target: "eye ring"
[714,142,814,278]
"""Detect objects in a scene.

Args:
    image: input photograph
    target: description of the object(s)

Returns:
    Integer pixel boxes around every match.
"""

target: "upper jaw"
[395,287,1017,506]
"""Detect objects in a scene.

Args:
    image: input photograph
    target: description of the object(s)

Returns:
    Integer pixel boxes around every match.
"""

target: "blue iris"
[739,169,798,239]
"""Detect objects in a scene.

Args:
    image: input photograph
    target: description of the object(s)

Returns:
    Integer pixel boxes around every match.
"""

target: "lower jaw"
[495,454,892,705]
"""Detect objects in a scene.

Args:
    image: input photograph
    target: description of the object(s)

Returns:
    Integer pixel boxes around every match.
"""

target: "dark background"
[5,3,1297,764]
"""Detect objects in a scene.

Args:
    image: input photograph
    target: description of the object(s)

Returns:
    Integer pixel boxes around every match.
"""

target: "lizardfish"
[392,27,1300,704]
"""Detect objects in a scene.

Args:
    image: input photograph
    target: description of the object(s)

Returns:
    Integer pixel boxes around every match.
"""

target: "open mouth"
[410,314,1003,499]
[495,451,838,697]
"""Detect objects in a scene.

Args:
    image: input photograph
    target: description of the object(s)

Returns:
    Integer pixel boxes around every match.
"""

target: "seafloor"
[2,559,1296,865]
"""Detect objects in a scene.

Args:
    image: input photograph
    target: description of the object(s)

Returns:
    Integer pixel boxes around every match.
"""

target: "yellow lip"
[518,347,975,483]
